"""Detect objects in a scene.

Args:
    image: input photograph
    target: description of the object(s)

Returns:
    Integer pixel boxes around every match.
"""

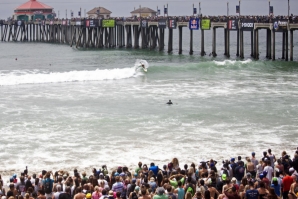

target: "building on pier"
[131,7,157,17]
[13,0,54,21]
[87,7,112,19]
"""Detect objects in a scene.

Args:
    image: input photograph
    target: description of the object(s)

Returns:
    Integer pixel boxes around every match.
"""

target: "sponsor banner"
[189,18,200,30]
[140,19,148,28]
[201,19,210,30]
[228,19,238,31]
[240,19,254,31]
[102,19,115,28]
[67,20,70,26]
[50,21,53,25]
[168,19,177,29]
[62,20,66,25]
[76,20,82,26]
[15,20,24,26]
[158,19,166,29]
[273,20,288,32]
[85,19,99,27]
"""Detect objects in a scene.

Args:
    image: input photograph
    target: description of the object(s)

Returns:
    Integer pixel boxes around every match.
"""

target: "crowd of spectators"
[1,148,298,199]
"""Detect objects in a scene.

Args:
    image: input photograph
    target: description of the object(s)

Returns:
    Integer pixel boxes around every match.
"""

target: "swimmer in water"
[166,100,173,105]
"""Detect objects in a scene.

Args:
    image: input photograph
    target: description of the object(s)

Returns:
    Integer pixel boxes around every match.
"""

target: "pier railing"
[0,15,297,61]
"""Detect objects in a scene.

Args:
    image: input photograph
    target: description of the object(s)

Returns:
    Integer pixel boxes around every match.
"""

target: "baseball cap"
[231,158,235,162]
[289,168,295,173]
[252,152,255,155]
[222,174,227,180]
[272,177,278,182]
[135,186,140,191]
[259,173,264,179]
[246,172,251,176]
[132,178,136,183]
[86,193,92,199]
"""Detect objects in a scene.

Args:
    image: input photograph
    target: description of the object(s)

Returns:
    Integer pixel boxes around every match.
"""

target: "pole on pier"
[212,27,217,57]
[290,30,293,61]
[199,2,201,16]
[285,31,288,61]
[282,32,285,59]
[271,29,275,60]
[178,26,183,54]
[227,2,229,16]
[201,28,205,56]
[190,29,193,55]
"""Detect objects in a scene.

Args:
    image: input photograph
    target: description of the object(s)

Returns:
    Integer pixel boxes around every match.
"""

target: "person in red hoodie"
[282,170,294,199]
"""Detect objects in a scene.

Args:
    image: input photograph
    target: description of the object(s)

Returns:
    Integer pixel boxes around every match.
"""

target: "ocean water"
[0,28,298,179]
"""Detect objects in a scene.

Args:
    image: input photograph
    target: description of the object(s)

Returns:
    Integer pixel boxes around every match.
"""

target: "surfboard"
[143,68,147,72]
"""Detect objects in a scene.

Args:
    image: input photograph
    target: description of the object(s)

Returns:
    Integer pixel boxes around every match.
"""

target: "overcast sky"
[0,0,296,19]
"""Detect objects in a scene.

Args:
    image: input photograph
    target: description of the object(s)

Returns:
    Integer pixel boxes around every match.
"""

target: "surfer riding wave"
[135,59,149,72]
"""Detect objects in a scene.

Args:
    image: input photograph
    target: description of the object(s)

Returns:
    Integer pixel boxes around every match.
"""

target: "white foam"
[0,68,139,86]
[213,59,252,66]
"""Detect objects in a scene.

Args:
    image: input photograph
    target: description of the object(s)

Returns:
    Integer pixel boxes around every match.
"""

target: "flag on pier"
[193,8,197,15]
[78,11,81,16]
[164,7,167,15]
[236,6,240,14]
[270,6,273,14]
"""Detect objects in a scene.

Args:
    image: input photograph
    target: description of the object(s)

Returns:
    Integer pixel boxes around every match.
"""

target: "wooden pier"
[0,19,297,61]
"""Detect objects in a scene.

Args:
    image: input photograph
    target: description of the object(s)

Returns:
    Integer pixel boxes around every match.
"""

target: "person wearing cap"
[271,177,281,197]
[149,163,159,176]
[153,187,167,199]
[149,177,157,193]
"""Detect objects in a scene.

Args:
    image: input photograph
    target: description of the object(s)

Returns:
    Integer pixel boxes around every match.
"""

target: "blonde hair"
[25,193,30,199]
[185,192,192,199]
[172,158,179,167]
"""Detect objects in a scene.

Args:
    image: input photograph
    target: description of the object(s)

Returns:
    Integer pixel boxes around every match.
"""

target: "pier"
[0,17,297,61]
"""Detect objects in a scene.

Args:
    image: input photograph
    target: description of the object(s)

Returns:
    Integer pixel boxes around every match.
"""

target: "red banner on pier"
[228,19,238,31]
[168,19,177,29]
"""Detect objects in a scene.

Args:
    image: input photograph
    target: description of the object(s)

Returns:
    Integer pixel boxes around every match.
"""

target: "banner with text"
[102,19,115,28]
[240,19,254,31]
[228,19,238,31]
[273,20,288,32]
[85,19,99,27]
[158,19,167,28]
[201,19,210,30]
[140,19,148,28]
[168,19,177,29]
[189,18,200,30]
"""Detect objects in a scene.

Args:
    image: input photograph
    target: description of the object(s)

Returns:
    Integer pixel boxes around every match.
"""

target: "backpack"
[44,179,52,194]
[131,192,138,199]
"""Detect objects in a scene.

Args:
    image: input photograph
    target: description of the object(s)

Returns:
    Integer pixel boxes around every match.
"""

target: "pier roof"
[131,7,157,14]
[16,0,53,10]
[87,7,112,14]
